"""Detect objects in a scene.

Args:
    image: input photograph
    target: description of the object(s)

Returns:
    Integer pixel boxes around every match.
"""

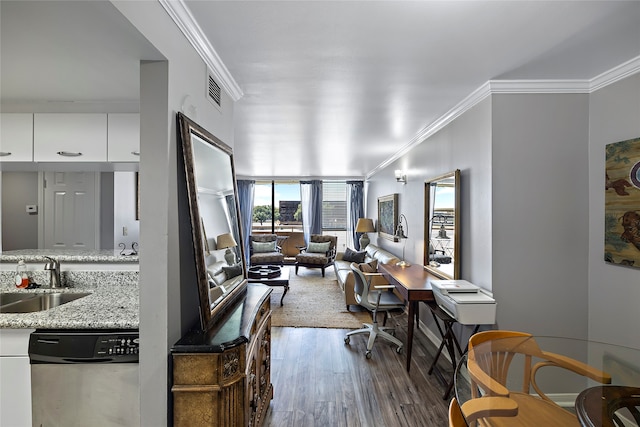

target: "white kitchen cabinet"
[34,113,107,162]
[107,113,140,162]
[0,113,34,162]
[0,328,34,427]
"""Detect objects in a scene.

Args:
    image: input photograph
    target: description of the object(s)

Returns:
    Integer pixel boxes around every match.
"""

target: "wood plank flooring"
[263,312,454,426]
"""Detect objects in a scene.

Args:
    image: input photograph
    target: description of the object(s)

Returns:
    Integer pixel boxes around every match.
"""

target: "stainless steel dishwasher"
[29,330,139,427]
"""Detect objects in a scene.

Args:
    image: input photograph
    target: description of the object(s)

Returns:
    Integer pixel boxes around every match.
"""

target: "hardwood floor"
[263,312,454,426]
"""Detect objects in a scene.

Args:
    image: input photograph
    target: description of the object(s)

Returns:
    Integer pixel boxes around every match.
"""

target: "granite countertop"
[0,249,139,263]
[0,271,138,329]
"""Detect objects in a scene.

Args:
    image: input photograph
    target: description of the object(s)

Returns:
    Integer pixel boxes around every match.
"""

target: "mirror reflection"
[424,169,460,279]
[178,113,246,330]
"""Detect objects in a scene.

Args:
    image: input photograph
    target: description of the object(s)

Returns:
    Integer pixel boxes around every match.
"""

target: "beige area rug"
[269,267,372,328]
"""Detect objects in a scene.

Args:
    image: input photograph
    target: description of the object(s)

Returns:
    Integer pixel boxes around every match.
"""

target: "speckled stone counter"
[0,249,138,263]
[0,270,138,329]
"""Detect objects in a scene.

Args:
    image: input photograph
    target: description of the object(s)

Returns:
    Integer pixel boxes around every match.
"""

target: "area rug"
[269,267,371,328]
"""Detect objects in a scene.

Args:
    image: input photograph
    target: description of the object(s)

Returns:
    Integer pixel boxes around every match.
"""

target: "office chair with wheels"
[344,263,404,359]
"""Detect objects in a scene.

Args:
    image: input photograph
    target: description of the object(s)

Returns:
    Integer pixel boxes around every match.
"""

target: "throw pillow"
[252,241,276,253]
[343,247,366,263]
[307,241,331,253]
[222,264,243,280]
[357,259,378,273]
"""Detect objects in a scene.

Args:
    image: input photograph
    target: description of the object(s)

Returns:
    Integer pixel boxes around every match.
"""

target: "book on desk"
[431,280,496,325]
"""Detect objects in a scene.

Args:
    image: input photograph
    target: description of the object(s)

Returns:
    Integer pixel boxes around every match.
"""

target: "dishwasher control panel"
[95,334,139,359]
[29,330,139,364]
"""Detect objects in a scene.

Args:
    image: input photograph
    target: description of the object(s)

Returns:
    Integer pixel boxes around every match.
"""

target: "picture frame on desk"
[377,194,399,242]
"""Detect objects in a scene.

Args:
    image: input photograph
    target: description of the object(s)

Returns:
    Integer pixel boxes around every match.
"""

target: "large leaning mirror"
[178,112,247,330]
[424,169,460,279]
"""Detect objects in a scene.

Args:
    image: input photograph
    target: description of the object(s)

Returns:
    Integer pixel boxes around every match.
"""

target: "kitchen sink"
[0,292,90,313]
[0,292,36,306]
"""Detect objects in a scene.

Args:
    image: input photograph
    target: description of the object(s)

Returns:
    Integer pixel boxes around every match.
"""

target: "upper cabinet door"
[107,113,140,162]
[0,113,34,162]
[34,113,107,162]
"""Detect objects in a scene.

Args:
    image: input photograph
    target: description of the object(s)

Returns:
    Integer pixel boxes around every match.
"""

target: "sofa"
[333,244,401,310]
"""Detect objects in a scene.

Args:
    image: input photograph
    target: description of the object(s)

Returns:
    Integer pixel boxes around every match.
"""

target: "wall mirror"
[178,112,246,330]
[423,169,460,279]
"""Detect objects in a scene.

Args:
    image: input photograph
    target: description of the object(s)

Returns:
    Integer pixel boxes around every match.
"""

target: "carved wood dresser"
[171,284,273,427]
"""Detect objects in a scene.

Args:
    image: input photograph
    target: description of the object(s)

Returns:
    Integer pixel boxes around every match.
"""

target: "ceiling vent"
[206,69,222,111]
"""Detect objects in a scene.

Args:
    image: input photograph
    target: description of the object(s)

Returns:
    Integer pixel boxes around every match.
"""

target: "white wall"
[365,98,492,339]
[111,2,236,426]
[588,73,640,347]
[492,93,590,337]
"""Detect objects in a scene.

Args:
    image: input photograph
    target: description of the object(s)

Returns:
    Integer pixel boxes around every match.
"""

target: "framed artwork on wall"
[377,194,399,242]
[605,136,640,268]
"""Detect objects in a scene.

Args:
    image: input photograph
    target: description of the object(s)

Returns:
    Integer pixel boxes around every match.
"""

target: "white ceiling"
[2,1,640,179]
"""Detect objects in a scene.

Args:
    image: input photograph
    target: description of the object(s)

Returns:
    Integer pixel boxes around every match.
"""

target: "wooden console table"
[171,284,273,427]
[378,263,436,371]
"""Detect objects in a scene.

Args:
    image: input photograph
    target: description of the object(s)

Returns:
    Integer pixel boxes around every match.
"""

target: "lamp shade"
[216,233,237,249]
[355,218,375,233]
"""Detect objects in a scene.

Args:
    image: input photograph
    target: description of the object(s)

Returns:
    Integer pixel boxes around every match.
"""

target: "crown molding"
[367,55,640,179]
[590,55,640,92]
[159,0,243,102]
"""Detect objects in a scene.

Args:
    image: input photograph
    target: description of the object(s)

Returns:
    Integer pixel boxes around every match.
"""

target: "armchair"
[249,234,284,266]
[294,234,337,277]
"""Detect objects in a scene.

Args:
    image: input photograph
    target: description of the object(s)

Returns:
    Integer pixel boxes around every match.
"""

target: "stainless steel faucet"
[44,256,62,289]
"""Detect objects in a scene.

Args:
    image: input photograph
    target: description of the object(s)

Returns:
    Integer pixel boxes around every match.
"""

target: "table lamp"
[394,214,410,267]
[216,233,238,266]
[355,218,375,250]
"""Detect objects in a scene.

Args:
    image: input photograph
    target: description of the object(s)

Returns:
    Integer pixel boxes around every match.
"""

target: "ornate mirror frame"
[423,169,460,279]
[177,112,247,330]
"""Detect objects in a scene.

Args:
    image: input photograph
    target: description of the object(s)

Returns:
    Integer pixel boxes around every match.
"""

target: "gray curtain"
[237,179,255,265]
[300,180,322,244]
[347,180,364,250]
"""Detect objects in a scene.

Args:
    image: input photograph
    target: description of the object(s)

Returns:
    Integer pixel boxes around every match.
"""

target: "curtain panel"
[236,179,255,265]
[347,180,364,250]
[300,180,322,244]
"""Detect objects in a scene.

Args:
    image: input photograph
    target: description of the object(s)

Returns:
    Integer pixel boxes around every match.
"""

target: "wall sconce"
[395,170,407,184]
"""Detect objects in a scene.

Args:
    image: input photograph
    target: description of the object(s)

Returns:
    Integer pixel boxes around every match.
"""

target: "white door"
[42,172,99,249]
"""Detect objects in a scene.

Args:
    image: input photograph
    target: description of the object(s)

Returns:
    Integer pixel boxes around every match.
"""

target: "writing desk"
[378,263,436,371]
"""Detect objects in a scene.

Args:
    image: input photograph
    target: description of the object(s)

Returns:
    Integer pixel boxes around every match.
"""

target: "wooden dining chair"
[466,330,612,426]
[449,396,518,427]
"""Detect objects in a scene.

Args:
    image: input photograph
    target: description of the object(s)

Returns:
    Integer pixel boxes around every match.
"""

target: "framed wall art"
[605,136,640,268]
[377,194,399,242]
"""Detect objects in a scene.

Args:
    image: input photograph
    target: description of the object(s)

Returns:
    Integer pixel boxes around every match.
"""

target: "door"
[42,172,99,249]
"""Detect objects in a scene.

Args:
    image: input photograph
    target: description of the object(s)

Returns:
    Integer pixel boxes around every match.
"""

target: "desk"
[454,336,640,426]
[378,263,436,371]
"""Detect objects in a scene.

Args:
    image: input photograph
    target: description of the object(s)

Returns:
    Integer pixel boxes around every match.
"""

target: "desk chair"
[343,263,404,359]
[467,330,611,426]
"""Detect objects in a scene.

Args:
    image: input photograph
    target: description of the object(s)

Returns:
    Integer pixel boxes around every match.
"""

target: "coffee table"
[247,265,290,305]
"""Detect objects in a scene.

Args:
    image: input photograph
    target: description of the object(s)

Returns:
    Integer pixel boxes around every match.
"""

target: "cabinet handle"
[0,152,11,156]
[131,151,140,156]
[57,151,83,157]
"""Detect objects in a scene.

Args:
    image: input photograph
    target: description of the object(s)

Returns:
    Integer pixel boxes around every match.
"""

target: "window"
[322,181,347,230]
[251,181,301,234]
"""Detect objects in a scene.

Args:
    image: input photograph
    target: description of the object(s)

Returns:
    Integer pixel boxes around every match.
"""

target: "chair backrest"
[309,234,338,259]
[350,263,374,310]
[249,234,278,255]
[468,330,540,396]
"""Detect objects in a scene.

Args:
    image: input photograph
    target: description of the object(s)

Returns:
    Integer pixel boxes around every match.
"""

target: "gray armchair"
[249,234,284,266]
[343,263,404,359]
[294,234,337,277]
